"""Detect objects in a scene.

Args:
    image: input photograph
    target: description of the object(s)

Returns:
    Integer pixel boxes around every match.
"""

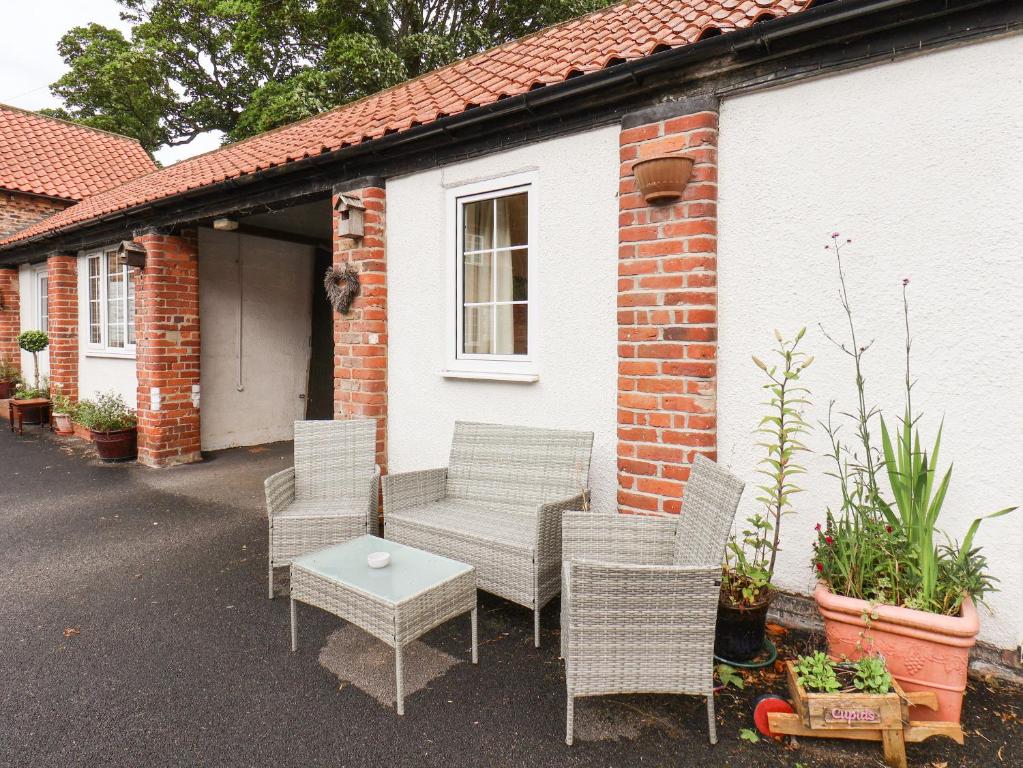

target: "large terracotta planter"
[0,379,14,400]
[92,428,138,462]
[53,412,74,435]
[814,583,978,724]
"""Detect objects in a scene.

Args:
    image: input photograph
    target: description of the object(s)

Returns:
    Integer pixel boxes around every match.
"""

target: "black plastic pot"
[714,596,772,662]
[92,428,138,462]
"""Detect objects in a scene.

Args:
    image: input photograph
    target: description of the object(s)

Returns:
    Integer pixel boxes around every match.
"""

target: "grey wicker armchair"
[265,419,379,598]
[383,421,593,647]
[561,454,745,745]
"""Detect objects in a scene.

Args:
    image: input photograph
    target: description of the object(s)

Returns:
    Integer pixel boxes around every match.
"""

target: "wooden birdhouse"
[334,194,365,240]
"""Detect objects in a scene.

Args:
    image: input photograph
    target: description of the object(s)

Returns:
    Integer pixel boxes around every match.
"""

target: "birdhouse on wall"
[117,240,148,268]
[335,194,365,240]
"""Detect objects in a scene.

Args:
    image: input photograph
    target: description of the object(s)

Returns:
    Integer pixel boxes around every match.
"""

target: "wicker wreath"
[324,262,361,314]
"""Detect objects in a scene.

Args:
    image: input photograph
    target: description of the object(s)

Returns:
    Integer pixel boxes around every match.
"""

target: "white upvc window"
[445,172,537,381]
[35,267,48,332]
[85,248,136,355]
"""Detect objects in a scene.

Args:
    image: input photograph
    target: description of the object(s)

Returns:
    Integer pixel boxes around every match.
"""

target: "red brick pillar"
[332,184,387,471]
[46,254,78,401]
[617,99,719,515]
[0,267,19,373]
[134,230,201,467]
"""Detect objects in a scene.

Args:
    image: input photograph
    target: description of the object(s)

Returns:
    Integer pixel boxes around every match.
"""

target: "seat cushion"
[273,497,368,518]
[387,499,538,553]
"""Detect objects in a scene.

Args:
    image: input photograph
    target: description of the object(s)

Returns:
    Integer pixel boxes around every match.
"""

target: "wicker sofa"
[560,454,745,745]
[383,421,593,647]
[265,419,379,599]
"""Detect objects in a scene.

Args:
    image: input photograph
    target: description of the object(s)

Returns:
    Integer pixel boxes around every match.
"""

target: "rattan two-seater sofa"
[383,421,593,647]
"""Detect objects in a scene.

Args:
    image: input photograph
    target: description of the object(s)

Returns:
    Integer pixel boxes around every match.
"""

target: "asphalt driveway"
[1,427,1018,768]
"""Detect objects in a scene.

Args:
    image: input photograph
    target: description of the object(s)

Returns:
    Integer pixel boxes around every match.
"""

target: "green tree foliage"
[45,0,615,153]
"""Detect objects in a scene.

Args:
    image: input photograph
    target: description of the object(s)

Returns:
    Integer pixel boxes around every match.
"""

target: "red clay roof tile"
[2,0,811,247]
[0,105,155,202]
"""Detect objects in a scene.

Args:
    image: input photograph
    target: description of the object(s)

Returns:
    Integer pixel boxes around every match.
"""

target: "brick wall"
[332,186,387,471]
[134,230,202,467]
[617,101,719,515]
[0,267,18,371]
[0,190,69,237]
[47,254,78,401]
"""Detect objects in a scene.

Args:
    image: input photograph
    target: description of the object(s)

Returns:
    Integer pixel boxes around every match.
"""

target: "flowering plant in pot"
[812,234,1017,724]
[14,330,50,423]
[50,389,76,435]
[0,355,20,399]
[75,391,137,461]
[716,329,812,662]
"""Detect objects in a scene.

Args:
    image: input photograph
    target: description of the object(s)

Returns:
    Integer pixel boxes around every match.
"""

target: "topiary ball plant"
[17,330,49,392]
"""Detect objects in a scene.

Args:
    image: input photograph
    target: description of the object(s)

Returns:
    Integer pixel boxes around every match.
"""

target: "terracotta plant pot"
[631,153,695,204]
[92,428,138,462]
[0,379,14,399]
[53,412,74,435]
[715,595,772,662]
[814,583,978,724]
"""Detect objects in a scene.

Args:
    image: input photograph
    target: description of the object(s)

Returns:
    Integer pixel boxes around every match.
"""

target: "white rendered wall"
[18,263,48,382]
[388,126,620,511]
[76,255,137,408]
[718,36,1023,649]
[198,229,314,451]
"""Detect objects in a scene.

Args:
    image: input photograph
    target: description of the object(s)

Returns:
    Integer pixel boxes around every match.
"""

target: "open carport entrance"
[198,197,334,452]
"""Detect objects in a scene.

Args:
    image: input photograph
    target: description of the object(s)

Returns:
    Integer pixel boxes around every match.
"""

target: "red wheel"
[753,693,794,737]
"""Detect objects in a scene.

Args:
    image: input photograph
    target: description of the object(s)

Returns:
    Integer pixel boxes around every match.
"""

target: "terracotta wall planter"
[631,153,695,204]
[73,422,95,442]
[814,583,979,724]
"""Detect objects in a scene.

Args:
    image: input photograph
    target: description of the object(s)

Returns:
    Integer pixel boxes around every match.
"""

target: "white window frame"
[83,247,136,358]
[444,171,538,381]
[33,265,48,332]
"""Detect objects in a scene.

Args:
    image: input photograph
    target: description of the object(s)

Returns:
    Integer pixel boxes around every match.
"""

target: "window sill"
[85,350,137,361]
[441,369,539,383]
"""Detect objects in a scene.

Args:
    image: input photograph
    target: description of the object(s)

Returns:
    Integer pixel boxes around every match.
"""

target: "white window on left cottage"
[35,269,48,332]
[86,249,136,353]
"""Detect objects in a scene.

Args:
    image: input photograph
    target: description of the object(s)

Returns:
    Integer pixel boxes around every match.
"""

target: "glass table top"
[291,535,473,605]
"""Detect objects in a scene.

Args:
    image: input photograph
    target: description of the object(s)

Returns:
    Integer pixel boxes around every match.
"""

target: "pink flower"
[815,522,822,532]
[886,525,893,533]
[816,562,824,572]
[825,536,834,545]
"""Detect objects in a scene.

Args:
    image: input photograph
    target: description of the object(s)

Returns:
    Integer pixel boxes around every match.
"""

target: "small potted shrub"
[812,235,1017,724]
[0,355,19,399]
[717,330,813,661]
[75,391,137,461]
[50,390,76,435]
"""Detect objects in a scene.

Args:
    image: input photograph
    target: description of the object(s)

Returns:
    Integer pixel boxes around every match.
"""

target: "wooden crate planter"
[768,661,964,768]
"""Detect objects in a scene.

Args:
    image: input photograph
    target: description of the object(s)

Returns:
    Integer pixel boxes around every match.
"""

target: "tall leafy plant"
[877,281,1016,611]
[721,330,812,608]
[17,330,49,392]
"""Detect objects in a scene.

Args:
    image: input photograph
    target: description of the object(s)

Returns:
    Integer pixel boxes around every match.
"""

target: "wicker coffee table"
[289,535,477,714]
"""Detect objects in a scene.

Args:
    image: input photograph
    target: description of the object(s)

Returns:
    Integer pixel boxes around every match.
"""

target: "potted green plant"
[50,389,76,435]
[716,330,813,662]
[0,355,19,399]
[14,330,50,424]
[812,235,1017,724]
[74,391,138,461]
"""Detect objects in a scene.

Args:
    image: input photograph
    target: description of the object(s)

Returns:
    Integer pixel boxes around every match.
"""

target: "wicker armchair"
[561,454,745,745]
[383,421,593,647]
[266,420,379,598]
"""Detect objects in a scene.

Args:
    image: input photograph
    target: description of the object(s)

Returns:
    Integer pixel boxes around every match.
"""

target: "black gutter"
[0,0,1003,262]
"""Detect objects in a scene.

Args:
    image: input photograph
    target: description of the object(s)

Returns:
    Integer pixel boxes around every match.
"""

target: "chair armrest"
[382,468,448,516]
[562,512,677,566]
[265,467,296,518]
[367,472,381,536]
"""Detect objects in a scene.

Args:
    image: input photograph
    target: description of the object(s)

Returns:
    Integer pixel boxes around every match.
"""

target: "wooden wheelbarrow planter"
[768,662,964,768]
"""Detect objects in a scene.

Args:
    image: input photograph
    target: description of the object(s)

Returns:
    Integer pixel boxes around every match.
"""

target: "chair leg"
[706,693,717,745]
[566,694,574,746]
[534,607,541,648]
[268,562,274,600]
